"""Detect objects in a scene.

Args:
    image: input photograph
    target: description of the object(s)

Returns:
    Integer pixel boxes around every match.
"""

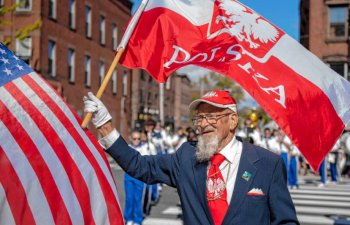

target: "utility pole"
[159,83,164,126]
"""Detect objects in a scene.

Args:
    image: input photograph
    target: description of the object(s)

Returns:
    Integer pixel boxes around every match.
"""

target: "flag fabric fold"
[120,0,350,170]
[0,43,123,225]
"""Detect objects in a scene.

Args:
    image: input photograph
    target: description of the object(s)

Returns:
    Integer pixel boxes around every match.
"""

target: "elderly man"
[84,90,299,225]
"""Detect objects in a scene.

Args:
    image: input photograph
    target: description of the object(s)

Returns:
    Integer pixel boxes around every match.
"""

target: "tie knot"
[210,154,225,166]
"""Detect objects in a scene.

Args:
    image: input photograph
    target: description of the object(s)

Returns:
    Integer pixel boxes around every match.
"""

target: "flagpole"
[81,0,150,128]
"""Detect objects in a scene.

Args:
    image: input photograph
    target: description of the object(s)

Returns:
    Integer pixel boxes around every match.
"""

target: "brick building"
[130,70,193,130]
[300,0,350,81]
[0,0,133,137]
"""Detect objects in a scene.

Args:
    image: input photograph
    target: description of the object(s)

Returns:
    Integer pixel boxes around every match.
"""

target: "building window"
[0,0,4,8]
[99,60,105,87]
[15,37,32,63]
[329,5,348,38]
[69,0,76,30]
[85,6,92,38]
[112,23,118,50]
[48,0,56,19]
[84,55,91,88]
[330,62,347,78]
[48,40,56,77]
[112,70,117,95]
[16,0,32,12]
[100,15,106,45]
[122,71,128,96]
[67,48,75,83]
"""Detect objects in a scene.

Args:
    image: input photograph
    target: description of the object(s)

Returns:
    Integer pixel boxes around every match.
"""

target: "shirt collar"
[219,135,239,164]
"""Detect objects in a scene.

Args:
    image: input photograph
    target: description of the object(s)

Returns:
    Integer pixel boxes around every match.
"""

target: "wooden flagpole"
[81,0,149,128]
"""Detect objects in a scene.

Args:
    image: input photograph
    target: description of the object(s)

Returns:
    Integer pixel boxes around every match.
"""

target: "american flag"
[0,43,123,225]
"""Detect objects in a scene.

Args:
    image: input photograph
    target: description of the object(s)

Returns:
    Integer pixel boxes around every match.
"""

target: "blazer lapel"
[223,143,259,224]
[193,159,213,224]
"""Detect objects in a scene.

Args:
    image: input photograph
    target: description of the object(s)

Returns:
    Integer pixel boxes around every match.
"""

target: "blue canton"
[0,43,33,87]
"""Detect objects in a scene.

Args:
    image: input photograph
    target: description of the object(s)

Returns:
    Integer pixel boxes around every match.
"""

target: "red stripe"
[4,81,95,225]
[229,56,344,170]
[0,146,36,225]
[0,99,73,225]
[22,75,123,224]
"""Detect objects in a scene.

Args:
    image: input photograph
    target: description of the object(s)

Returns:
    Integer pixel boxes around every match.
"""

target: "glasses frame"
[192,112,233,126]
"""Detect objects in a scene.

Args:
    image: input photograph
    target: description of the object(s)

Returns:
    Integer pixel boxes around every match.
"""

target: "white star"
[0,57,9,64]
[13,55,19,60]
[0,48,6,54]
[3,68,12,76]
[16,64,24,70]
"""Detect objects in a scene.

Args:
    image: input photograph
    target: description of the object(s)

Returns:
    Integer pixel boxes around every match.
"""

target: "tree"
[209,72,245,103]
[0,1,42,47]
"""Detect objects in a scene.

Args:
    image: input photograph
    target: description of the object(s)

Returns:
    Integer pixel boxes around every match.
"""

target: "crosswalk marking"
[162,206,182,215]
[143,218,182,225]
[140,177,350,225]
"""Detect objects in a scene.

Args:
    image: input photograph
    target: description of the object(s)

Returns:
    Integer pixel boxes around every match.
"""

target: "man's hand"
[83,92,112,128]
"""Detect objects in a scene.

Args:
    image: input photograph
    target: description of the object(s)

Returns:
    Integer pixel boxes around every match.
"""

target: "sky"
[130,0,300,40]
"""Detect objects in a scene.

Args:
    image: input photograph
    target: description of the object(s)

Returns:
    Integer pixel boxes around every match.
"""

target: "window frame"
[69,0,76,30]
[67,48,75,84]
[84,55,91,88]
[48,0,56,20]
[48,40,56,77]
[85,5,92,38]
[328,5,348,40]
[100,15,106,45]
[16,0,32,12]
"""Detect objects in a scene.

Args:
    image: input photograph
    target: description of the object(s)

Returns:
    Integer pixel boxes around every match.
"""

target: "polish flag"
[120,0,350,170]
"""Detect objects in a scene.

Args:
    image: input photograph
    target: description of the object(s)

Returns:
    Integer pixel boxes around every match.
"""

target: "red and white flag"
[120,0,350,170]
[0,44,123,224]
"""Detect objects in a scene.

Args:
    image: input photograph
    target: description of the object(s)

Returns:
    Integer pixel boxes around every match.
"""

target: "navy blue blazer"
[107,137,299,225]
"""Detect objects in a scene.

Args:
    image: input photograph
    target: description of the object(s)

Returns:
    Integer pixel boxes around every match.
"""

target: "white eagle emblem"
[213,0,279,49]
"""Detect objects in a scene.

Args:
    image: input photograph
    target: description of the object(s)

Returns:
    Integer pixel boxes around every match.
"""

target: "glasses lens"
[132,137,140,140]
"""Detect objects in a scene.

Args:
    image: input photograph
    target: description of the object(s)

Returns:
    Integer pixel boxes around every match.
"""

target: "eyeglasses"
[132,137,141,141]
[192,113,233,126]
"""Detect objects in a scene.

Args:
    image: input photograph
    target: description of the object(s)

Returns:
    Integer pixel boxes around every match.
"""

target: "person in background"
[288,145,299,189]
[318,159,327,188]
[140,130,158,216]
[164,124,179,154]
[150,121,166,155]
[258,127,279,154]
[123,130,148,225]
[328,139,341,183]
[276,129,292,172]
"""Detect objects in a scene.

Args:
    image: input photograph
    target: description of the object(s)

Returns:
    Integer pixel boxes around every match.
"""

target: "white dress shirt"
[209,136,242,204]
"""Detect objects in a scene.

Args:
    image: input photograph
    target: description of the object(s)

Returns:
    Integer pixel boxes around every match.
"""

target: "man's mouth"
[200,130,215,135]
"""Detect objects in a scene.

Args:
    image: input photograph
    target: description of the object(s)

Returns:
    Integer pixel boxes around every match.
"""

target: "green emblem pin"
[242,171,252,181]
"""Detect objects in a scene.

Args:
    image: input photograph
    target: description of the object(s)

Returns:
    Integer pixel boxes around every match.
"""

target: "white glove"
[83,92,112,128]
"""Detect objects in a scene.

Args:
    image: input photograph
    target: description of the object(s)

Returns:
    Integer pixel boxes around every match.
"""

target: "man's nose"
[197,117,210,128]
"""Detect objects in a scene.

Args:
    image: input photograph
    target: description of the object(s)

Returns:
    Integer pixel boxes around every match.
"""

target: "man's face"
[194,103,238,161]
[131,132,141,146]
[195,103,237,143]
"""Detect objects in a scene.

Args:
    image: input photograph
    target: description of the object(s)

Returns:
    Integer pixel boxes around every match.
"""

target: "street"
[109,156,350,225]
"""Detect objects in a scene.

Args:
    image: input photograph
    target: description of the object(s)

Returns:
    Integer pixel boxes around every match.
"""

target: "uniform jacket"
[107,137,299,225]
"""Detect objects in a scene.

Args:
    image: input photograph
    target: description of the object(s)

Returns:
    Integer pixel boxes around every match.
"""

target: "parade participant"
[258,127,279,154]
[288,146,299,189]
[123,131,148,225]
[140,130,158,216]
[276,129,293,171]
[83,90,299,225]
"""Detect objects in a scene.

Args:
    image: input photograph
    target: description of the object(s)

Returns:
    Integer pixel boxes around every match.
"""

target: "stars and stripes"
[0,43,124,224]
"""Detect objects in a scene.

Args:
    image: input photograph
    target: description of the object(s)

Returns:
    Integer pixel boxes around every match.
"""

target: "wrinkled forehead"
[196,103,227,114]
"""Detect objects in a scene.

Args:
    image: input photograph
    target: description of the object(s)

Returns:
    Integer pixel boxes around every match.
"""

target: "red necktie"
[207,154,228,225]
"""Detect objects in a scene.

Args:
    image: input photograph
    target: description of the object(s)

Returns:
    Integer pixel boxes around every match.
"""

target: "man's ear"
[230,114,239,131]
